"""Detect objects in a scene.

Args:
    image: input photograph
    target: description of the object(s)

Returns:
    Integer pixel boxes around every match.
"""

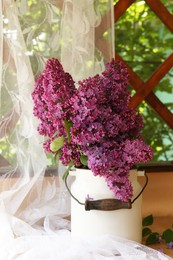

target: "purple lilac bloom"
[157,248,164,253]
[32,57,153,201]
[167,242,173,249]
[32,58,76,152]
[59,141,82,167]
[69,59,152,201]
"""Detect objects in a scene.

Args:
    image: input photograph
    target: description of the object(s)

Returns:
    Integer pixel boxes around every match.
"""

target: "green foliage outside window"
[114,0,173,161]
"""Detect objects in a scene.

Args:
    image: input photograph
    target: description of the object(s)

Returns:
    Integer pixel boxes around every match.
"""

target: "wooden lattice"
[96,0,173,130]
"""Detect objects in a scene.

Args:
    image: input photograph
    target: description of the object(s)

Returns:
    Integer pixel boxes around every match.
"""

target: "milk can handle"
[65,171,148,211]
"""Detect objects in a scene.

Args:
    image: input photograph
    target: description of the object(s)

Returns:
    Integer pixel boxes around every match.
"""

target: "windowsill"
[137,161,173,173]
[0,161,173,178]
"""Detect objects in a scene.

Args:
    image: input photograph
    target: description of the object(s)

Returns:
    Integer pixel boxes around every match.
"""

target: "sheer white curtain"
[0,0,171,259]
[60,0,114,81]
[0,1,72,258]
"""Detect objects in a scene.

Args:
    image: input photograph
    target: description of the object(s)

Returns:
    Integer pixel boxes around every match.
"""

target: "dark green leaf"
[142,227,152,237]
[80,155,88,166]
[142,215,153,227]
[162,229,173,243]
[146,232,160,245]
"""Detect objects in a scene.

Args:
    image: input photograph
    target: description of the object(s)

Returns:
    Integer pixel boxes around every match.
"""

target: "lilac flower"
[86,194,94,201]
[59,141,82,167]
[157,248,164,253]
[32,58,76,151]
[32,58,153,201]
[167,242,173,249]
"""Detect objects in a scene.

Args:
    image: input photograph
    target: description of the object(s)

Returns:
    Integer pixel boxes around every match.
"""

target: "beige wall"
[138,171,173,217]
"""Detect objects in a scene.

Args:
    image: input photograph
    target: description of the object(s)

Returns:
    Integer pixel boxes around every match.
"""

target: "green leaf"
[50,136,65,152]
[142,227,152,237]
[146,232,159,245]
[142,215,153,227]
[54,150,60,163]
[162,229,173,243]
[80,155,88,166]
[64,120,73,142]
[62,161,74,180]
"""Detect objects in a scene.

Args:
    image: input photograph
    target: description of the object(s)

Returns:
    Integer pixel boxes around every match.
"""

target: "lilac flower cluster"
[32,58,76,137]
[32,58,153,201]
[32,58,79,155]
